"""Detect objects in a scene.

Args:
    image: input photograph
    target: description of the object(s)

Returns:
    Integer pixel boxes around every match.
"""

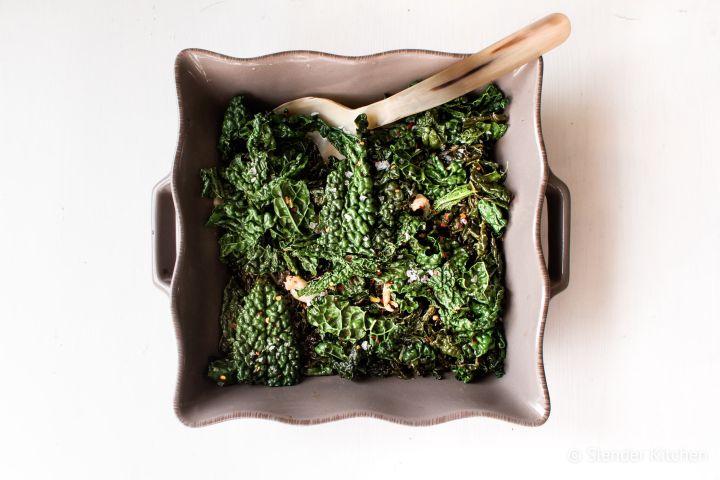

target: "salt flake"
[374,160,390,171]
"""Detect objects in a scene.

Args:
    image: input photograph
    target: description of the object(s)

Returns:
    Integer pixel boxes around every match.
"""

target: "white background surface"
[1,1,718,478]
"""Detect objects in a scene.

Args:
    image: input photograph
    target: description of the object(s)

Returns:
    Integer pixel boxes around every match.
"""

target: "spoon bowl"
[274,13,570,141]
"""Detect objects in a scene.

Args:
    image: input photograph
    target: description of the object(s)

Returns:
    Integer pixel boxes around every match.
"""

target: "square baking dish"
[152,49,570,427]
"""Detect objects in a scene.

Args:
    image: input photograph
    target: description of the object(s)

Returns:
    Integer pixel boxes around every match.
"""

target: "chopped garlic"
[410,194,430,212]
[382,283,391,306]
[284,275,307,291]
[284,275,315,305]
[374,160,390,171]
[406,268,419,282]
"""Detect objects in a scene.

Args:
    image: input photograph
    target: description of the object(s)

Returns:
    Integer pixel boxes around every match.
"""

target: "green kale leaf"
[204,85,512,386]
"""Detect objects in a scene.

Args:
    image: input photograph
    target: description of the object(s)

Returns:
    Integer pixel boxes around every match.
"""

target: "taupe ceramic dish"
[152,49,570,427]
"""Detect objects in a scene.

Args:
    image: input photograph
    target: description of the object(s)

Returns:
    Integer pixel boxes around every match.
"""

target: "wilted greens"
[204,85,511,387]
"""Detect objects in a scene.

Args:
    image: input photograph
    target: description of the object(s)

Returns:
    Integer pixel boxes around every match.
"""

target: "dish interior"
[169,50,550,426]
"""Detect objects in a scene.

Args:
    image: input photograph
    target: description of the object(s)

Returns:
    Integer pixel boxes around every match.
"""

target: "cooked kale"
[208,279,300,387]
[204,84,511,386]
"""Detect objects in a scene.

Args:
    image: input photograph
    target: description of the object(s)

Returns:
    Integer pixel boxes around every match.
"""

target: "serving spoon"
[274,13,570,157]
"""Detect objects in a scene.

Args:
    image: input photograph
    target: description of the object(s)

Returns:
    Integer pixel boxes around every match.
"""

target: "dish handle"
[545,169,570,296]
[152,174,176,295]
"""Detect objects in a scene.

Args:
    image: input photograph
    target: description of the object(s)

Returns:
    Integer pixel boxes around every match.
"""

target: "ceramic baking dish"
[152,49,570,427]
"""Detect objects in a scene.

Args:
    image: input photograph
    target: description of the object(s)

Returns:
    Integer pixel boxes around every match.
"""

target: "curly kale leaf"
[246,114,276,164]
[222,152,269,198]
[307,296,367,342]
[470,83,510,114]
[314,117,377,255]
[416,154,467,201]
[208,280,300,387]
[452,326,507,381]
[298,256,378,297]
[434,183,476,212]
[372,181,408,251]
[207,202,281,274]
[459,121,508,144]
[477,199,508,235]
[271,179,314,237]
[218,96,253,161]
[307,295,396,342]
[205,86,511,386]
[317,157,350,255]
[217,277,244,353]
[305,295,397,379]
[200,167,226,199]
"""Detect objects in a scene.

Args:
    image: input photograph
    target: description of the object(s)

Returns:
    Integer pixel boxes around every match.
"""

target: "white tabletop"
[1,1,718,478]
